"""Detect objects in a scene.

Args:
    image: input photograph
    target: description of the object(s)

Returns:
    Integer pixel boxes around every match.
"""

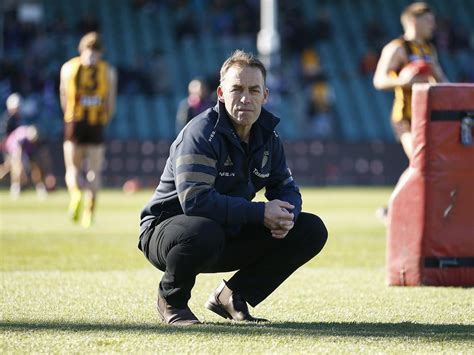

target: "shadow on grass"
[1,320,473,340]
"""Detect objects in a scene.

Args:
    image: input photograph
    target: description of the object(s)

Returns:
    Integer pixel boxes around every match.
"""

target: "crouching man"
[139,50,328,325]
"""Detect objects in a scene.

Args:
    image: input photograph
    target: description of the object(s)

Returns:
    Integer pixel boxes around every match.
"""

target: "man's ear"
[217,86,224,102]
[263,87,269,105]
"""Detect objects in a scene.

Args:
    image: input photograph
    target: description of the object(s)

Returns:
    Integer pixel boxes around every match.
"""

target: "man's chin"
[238,111,257,119]
[237,117,255,126]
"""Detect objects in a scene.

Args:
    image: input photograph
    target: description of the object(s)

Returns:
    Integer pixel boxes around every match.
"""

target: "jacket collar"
[213,101,280,151]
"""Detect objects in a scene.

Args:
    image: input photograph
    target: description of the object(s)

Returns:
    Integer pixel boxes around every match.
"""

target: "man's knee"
[144,216,225,271]
[292,212,328,255]
[176,216,225,254]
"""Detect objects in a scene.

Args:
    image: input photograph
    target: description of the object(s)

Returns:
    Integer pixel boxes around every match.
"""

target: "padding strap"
[424,257,474,268]
[431,110,474,121]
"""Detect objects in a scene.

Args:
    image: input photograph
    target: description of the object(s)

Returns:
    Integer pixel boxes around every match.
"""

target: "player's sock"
[35,183,48,200]
[10,183,20,200]
[68,188,82,222]
[81,209,93,228]
[81,195,95,228]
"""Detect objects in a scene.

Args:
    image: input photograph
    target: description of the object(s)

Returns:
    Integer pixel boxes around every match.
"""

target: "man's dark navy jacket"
[140,101,302,236]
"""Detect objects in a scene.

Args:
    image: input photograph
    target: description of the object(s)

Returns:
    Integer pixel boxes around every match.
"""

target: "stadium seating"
[3,0,473,142]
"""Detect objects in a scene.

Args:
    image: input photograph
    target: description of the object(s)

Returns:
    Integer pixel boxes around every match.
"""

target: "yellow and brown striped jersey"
[391,38,436,122]
[63,57,110,143]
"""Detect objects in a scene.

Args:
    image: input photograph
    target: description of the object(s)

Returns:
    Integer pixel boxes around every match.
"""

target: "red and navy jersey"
[140,101,301,235]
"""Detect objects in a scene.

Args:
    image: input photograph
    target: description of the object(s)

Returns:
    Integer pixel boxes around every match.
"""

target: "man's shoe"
[205,280,268,322]
[157,293,201,326]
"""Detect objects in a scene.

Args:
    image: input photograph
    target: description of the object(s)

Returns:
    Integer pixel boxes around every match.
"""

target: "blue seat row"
[37,0,473,142]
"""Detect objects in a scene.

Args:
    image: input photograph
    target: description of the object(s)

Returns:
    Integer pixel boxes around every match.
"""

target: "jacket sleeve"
[264,131,302,221]
[173,129,265,226]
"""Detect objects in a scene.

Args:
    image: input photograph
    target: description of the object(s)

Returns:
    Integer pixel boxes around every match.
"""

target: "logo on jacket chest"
[217,151,270,178]
[261,150,269,169]
[253,150,270,178]
[224,155,233,166]
[219,154,235,177]
[219,171,235,177]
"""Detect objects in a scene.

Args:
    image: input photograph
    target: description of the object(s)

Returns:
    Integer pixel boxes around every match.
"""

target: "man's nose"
[240,93,250,104]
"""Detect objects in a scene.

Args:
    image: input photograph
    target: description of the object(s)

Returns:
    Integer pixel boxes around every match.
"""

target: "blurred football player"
[373,2,447,159]
[0,93,24,180]
[4,125,47,199]
[59,32,117,227]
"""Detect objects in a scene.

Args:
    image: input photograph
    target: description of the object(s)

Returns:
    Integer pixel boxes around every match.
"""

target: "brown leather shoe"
[157,293,201,326]
[205,280,268,322]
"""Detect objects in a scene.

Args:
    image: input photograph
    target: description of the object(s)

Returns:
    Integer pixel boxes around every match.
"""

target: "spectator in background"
[359,47,379,75]
[300,47,323,84]
[175,78,213,135]
[59,32,117,227]
[306,79,335,139]
[299,46,334,139]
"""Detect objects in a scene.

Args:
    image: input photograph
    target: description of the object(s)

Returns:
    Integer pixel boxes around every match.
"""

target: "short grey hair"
[219,50,267,84]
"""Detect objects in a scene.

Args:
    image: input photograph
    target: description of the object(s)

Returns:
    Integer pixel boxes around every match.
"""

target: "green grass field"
[1,188,472,354]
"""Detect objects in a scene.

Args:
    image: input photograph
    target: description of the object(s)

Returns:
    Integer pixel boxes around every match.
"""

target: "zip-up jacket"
[140,101,302,236]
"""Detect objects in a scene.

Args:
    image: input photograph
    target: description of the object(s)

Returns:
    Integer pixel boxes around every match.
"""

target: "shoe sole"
[204,300,232,320]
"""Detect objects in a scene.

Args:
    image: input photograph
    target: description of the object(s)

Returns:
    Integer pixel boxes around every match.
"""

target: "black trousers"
[140,212,328,308]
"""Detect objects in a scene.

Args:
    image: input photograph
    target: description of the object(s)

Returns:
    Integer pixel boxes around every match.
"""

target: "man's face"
[415,12,436,40]
[217,65,268,130]
[80,48,102,66]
